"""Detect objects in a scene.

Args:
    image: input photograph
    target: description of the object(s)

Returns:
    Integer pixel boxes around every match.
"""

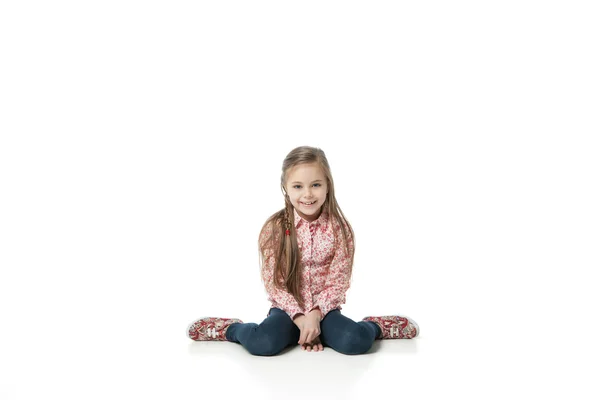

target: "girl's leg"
[320,309,382,355]
[225,308,300,356]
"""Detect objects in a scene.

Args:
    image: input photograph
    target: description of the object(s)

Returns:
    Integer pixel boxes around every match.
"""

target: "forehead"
[286,163,325,182]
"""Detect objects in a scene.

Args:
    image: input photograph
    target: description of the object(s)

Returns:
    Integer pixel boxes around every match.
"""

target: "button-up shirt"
[260,208,354,322]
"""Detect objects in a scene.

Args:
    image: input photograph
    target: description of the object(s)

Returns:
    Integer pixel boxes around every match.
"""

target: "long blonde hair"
[258,146,355,309]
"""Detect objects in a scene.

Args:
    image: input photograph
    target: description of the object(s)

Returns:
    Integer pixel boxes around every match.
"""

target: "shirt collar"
[294,207,329,231]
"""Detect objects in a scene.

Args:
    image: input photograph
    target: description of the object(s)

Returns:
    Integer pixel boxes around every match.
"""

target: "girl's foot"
[187,317,243,341]
[362,315,419,339]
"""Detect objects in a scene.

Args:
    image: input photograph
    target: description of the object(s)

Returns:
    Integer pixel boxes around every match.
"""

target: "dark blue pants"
[226,307,381,356]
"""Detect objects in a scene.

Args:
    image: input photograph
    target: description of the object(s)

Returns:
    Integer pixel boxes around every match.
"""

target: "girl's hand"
[293,311,321,345]
[301,335,324,352]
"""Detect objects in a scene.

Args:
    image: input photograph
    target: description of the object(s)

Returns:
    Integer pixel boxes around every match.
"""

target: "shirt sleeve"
[260,222,305,321]
[313,221,354,321]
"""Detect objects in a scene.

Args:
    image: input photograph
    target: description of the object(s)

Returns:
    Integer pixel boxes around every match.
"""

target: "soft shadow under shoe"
[362,315,419,339]
[187,317,243,341]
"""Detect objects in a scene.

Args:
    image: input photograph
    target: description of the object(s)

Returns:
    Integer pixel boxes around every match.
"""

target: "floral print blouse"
[260,208,354,322]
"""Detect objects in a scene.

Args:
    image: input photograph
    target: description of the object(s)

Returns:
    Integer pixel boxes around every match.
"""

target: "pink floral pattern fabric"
[188,317,244,341]
[260,208,354,322]
[362,315,419,339]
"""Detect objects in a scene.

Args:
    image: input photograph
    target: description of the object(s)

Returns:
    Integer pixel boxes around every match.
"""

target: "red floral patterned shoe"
[187,317,243,341]
[362,315,419,339]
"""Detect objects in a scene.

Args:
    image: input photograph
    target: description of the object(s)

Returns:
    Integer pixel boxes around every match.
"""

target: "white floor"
[2,295,598,400]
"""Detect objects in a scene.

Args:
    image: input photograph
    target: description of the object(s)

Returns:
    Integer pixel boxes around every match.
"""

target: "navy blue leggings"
[226,307,381,356]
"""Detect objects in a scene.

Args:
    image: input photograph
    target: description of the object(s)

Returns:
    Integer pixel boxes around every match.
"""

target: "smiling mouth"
[301,201,316,205]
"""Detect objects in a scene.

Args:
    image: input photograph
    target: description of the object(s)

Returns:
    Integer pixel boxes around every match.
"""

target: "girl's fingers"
[301,343,323,352]
[308,332,320,343]
[301,335,323,351]
[298,331,308,345]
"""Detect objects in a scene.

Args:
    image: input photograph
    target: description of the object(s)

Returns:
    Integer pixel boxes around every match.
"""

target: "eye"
[292,184,321,189]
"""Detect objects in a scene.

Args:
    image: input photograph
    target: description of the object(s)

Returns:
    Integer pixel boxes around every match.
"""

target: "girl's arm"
[261,254,304,320]
[259,221,304,320]
[313,222,354,321]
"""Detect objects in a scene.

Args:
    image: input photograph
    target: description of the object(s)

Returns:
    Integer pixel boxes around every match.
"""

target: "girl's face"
[285,162,328,223]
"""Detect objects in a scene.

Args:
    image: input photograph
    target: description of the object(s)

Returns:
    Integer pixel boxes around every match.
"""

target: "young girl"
[187,146,419,356]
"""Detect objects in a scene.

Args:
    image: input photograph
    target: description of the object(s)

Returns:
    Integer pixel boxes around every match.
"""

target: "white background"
[1,1,599,399]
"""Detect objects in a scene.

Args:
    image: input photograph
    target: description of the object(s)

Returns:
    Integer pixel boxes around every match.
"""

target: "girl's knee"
[332,325,373,355]
[245,332,288,356]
